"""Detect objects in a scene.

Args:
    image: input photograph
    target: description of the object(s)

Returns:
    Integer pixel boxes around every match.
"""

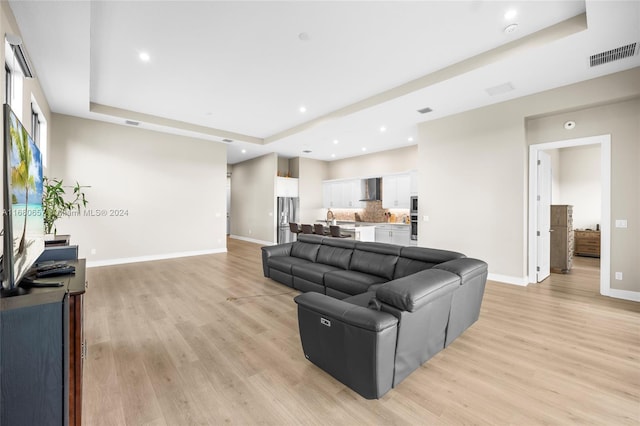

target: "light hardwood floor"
[83,239,640,425]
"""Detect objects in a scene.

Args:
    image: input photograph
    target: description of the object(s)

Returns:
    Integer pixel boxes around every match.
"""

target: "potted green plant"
[42,177,89,236]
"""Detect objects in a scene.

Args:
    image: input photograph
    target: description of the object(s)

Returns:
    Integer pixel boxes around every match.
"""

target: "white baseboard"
[488,273,529,286]
[606,288,640,302]
[86,248,227,268]
[229,235,274,246]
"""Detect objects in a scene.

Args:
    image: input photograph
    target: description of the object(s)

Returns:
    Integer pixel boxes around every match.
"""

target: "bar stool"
[289,223,302,240]
[301,224,314,234]
[330,225,350,238]
[314,223,329,235]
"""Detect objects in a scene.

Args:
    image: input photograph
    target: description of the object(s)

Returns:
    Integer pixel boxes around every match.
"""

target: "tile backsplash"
[329,201,409,223]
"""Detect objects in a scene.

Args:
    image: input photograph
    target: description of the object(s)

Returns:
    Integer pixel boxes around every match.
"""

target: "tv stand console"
[0,259,86,425]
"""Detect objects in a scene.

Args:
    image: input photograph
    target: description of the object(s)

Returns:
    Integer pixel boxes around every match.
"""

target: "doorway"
[528,135,611,296]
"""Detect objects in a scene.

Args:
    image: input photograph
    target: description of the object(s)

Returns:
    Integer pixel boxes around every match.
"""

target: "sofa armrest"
[375,269,460,312]
[261,243,293,277]
[433,258,488,284]
[294,292,398,332]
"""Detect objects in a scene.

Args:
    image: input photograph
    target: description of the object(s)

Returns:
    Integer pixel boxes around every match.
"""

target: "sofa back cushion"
[350,242,401,280]
[291,240,320,262]
[394,247,465,279]
[317,246,353,269]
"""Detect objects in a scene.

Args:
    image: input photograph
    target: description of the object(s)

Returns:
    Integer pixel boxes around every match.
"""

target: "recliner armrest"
[375,269,460,312]
[294,292,398,332]
[433,258,488,284]
[261,243,293,277]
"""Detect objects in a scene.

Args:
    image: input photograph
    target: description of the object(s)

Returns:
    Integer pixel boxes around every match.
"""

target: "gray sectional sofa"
[261,234,488,399]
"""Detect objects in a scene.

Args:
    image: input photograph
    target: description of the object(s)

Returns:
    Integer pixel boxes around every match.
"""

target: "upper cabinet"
[323,179,362,208]
[382,174,411,209]
[276,177,299,197]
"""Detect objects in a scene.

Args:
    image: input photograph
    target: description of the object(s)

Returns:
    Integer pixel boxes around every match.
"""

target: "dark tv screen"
[2,104,45,292]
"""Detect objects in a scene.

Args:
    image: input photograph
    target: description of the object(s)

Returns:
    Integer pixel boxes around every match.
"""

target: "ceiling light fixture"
[333,139,339,144]
[408,137,414,142]
[299,106,307,113]
[379,126,386,133]
[362,147,367,152]
[139,52,151,62]
[303,149,312,154]
[298,32,310,41]
[241,149,247,154]
[504,10,517,20]
[331,154,336,158]
[564,121,576,130]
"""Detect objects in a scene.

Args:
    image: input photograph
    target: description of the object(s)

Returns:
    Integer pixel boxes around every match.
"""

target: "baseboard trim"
[87,248,227,268]
[229,235,274,246]
[488,273,529,286]
[606,288,640,302]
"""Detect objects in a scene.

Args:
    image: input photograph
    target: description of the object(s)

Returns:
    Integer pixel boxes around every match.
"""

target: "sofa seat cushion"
[267,256,313,274]
[325,270,388,297]
[292,262,343,285]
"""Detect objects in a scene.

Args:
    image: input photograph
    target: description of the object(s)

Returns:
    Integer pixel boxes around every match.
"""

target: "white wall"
[296,157,329,224]
[50,114,228,265]
[419,67,640,292]
[229,153,277,243]
[328,145,417,180]
[556,145,601,230]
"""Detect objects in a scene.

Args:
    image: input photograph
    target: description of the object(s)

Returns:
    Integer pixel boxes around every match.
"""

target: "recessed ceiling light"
[408,137,414,142]
[298,32,311,41]
[139,52,150,62]
[333,139,339,144]
[303,149,312,154]
[379,126,386,132]
[504,24,518,34]
[331,154,336,158]
[504,10,517,20]
[241,149,247,154]
[362,147,367,152]
[299,106,307,113]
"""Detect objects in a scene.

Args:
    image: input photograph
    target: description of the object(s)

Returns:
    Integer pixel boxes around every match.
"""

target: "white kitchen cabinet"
[322,179,362,208]
[276,177,299,197]
[375,224,411,245]
[382,174,411,209]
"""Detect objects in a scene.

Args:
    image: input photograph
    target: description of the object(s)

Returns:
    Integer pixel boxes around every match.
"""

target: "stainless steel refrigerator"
[277,197,300,244]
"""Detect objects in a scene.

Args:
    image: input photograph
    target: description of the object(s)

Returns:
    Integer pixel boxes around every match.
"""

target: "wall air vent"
[125,120,139,126]
[221,139,233,143]
[590,42,637,67]
[417,107,433,114]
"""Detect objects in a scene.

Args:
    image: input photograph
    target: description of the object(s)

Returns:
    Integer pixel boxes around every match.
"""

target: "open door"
[536,150,552,282]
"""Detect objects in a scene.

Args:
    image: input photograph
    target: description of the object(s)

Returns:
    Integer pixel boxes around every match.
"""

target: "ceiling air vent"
[221,139,233,143]
[417,107,433,114]
[125,120,139,126]
[590,42,637,67]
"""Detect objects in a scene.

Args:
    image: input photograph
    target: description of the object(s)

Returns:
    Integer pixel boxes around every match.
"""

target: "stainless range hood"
[359,177,381,201]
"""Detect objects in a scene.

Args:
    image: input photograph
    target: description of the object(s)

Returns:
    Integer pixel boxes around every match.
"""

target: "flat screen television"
[1,103,45,294]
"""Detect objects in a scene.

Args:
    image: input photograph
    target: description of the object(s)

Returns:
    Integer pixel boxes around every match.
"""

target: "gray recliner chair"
[294,266,466,399]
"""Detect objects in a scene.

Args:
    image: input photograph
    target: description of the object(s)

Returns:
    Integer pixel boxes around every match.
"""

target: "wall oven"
[410,196,418,214]
[410,214,418,240]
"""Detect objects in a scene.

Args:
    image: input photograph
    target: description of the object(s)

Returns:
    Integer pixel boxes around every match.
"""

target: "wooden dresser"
[574,230,601,257]
[550,205,573,273]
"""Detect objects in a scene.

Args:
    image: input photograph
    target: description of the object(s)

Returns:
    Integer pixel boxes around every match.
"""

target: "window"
[5,64,12,105]
[31,103,40,143]
[30,97,47,168]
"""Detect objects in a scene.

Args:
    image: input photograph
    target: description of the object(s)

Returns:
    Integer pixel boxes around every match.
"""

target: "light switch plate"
[615,272,623,280]
[615,219,628,228]
[423,215,429,222]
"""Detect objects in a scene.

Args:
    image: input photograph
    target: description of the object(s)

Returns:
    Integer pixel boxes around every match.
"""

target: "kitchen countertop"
[316,220,410,227]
